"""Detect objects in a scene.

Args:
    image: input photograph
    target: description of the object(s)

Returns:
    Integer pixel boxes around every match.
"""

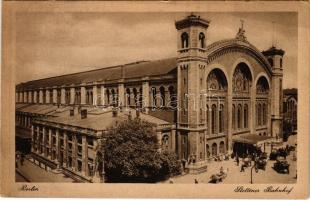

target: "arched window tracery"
[233,63,252,93]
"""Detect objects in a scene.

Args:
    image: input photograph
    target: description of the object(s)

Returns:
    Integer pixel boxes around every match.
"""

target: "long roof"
[16,57,177,91]
[16,36,271,91]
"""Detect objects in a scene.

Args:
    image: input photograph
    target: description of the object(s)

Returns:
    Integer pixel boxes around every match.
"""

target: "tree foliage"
[103,118,181,183]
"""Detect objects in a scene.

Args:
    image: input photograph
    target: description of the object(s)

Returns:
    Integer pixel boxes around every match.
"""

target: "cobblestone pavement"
[165,135,297,184]
[16,157,76,183]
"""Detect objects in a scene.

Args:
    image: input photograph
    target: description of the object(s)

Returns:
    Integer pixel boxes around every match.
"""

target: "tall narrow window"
[237,104,242,129]
[263,103,267,125]
[244,104,248,128]
[181,32,189,48]
[206,105,209,135]
[212,105,217,134]
[219,105,224,133]
[232,104,236,130]
[258,103,262,126]
[199,32,205,48]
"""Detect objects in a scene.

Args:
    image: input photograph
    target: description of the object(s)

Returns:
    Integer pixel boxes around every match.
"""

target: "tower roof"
[262,46,285,56]
[175,14,210,30]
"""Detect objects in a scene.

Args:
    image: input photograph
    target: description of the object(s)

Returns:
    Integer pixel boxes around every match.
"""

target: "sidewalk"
[16,158,76,183]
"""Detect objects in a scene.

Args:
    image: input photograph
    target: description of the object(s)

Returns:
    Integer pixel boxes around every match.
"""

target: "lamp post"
[250,161,258,184]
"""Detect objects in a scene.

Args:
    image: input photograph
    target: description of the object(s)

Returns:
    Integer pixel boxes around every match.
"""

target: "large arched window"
[206,144,210,158]
[219,141,225,154]
[237,104,242,129]
[133,88,138,106]
[181,32,189,48]
[244,104,248,128]
[168,86,176,108]
[159,86,165,107]
[233,63,252,93]
[211,105,217,134]
[151,87,156,107]
[212,143,217,156]
[219,104,224,133]
[199,32,205,48]
[126,88,131,106]
[106,89,110,105]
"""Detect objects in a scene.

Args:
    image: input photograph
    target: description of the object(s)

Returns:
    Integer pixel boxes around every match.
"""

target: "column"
[100,85,106,106]
[157,132,162,153]
[82,135,88,176]
[23,91,28,103]
[52,88,57,104]
[70,87,75,105]
[93,85,98,106]
[81,86,86,105]
[171,129,176,154]
[46,90,50,104]
[142,81,150,113]
[60,88,66,105]
[63,132,68,167]
[92,139,101,182]
[39,89,43,104]
[227,84,233,154]
[48,129,52,159]
[28,91,32,103]
[250,85,256,134]
[118,83,125,107]
[33,91,37,103]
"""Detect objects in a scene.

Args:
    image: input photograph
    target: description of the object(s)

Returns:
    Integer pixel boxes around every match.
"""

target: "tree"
[102,118,181,183]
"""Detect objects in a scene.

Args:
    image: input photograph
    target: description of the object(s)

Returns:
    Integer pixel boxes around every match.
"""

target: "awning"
[233,133,275,146]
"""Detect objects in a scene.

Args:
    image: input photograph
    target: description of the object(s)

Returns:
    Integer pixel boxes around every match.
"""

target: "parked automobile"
[273,158,290,174]
[256,158,267,170]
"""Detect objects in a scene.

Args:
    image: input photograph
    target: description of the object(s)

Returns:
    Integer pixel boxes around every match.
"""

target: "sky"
[15,12,297,89]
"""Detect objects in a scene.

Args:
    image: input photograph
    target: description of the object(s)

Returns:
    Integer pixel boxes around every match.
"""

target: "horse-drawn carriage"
[269,148,288,160]
[256,158,267,170]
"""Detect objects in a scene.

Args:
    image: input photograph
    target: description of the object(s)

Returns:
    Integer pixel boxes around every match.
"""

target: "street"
[165,135,297,184]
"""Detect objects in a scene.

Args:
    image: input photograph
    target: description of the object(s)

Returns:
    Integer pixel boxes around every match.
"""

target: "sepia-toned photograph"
[1,1,309,199]
[14,11,298,184]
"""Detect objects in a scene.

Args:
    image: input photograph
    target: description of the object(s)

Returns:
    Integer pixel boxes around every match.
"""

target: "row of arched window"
[206,141,225,157]
[256,102,267,126]
[205,104,225,134]
[151,86,176,108]
[232,103,249,130]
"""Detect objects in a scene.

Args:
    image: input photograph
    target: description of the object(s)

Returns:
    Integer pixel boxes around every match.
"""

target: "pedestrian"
[236,155,239,166]
[220,166,224,174]
[194,179,199,184]
[240,163,245,172]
